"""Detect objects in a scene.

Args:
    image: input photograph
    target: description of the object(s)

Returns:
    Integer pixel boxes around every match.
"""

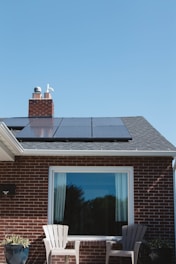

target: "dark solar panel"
[54,126,91,139]
[29,118,62,127]
[16,126,58,138]
[93,125,131,139]
[92,117,123,126]
[3,117,132,141]
[60,117,91,126]
[1,117,30,127]
[54,118,91,139]
[16,118,62,139]
[92,117,131,140]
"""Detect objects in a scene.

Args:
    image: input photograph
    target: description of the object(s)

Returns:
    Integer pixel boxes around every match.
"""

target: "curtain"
[54,173,67,223]
[115,173,128,221]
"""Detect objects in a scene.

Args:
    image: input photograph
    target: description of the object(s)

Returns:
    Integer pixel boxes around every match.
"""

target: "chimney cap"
[34,87,42,93]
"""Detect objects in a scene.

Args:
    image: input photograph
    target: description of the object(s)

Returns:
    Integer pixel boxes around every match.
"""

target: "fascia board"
[173,158,176,170]
[0,122,24,159]
[23,149,176,158]
[0,141,15,161]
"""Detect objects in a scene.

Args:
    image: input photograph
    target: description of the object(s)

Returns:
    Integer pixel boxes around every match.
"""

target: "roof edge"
[22,149,176,158]
[0,121,175,159]
[0,122,24,160]
[0,141,15,161]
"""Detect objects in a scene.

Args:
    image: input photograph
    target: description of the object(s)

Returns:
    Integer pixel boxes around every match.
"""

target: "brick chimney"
[28,87,54,117]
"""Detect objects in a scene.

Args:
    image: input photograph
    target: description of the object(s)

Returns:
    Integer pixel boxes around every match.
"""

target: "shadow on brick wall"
[27,235,46,264]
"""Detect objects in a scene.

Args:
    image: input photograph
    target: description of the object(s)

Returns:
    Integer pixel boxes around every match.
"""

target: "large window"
[48,166,134,236]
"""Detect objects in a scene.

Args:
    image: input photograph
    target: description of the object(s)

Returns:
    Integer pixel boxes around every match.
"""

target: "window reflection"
[54,172,128,235]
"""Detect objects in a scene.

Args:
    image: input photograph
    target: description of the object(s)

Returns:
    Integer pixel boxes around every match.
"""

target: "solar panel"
[92,117,131,140]
[16,118,62,139]
[92,117,123,126]
[16,126,58,138]
[54,118,92,139]
[93,125,131,139]
[1,118,30,128]
[60,117,91,126]
[3,117,132,141]
[54,126,91,139]
[29,118,62,127]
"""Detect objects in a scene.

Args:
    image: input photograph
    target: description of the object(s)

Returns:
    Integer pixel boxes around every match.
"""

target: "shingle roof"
[20,116,176,151]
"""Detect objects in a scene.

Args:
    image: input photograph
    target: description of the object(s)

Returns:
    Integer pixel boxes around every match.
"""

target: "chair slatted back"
[121,224,147,250]
[43,224,69,249]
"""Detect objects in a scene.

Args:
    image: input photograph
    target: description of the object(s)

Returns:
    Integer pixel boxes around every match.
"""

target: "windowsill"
[68,235,122,241]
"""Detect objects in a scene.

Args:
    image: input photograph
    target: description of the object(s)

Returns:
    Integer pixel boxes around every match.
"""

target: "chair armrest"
[106,240,118,252]
[134,241,142,264]
[106,241,113,255]
[106,240,123,250]
[134,241,142,252]
[74,240,80,251]
[106,241,117,245]
[43,238,52,264]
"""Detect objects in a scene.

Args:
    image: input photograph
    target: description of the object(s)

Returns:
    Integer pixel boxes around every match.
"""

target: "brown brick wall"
[0,156,174,263]
[28,99,54,117]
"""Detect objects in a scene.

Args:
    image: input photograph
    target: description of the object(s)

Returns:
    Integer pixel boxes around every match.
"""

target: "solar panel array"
[1,117,132,141]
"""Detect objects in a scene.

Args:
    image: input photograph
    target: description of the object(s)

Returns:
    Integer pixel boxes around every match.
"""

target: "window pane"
[54,172,128,235]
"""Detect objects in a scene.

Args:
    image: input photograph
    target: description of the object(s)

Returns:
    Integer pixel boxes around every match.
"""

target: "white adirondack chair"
[106,224,147,264]
[43,224,80,264]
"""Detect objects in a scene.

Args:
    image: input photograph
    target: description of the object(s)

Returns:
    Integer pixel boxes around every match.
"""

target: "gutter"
[173,158,176,258]
[23,149,176,157]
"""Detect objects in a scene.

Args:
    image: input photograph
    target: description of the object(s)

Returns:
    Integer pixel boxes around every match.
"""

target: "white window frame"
[48,166,134,240]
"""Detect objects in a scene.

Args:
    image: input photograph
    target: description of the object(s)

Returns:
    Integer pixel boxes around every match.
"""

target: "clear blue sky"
[0,1,175,146]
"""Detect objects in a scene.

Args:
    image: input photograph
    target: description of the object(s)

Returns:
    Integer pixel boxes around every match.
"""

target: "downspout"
[173,158,176,258]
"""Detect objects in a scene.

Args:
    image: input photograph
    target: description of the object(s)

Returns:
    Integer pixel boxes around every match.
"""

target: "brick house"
[0,88,176,264]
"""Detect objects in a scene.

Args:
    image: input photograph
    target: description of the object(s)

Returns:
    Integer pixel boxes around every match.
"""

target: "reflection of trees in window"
[63,184,84,234]
[90,195,115,235]
[60,185,127,235]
